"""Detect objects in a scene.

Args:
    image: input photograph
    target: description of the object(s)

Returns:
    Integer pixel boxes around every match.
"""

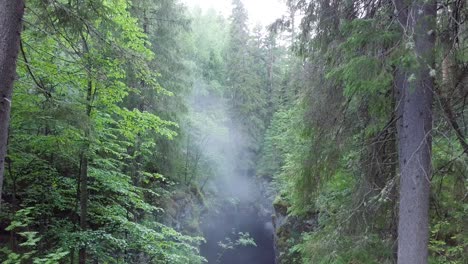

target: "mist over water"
[188,81,275,263]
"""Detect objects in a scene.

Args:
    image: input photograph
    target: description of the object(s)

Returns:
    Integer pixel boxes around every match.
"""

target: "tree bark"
[78,77,93,264]
[78,149,89,264]
[0,0,25,209]
[394,1,436,263]
[439,1,468,155]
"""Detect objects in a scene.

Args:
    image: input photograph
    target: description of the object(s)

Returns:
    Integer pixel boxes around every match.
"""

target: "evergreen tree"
[0,1,466,263]
[0,0,25,208]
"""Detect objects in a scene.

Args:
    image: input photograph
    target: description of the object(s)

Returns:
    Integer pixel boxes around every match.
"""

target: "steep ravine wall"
[272,198,318,264]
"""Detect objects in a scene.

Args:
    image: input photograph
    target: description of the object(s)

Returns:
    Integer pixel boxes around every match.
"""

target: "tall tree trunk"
[77,27,94,263]
[439,1,468,155]
[394,1,436,263]
[78,150,89,264]
[0,0,25,209]
[79,78,93,264]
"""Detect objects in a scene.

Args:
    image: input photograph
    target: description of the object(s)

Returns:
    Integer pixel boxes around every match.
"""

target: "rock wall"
[165,186,205,236]
[272,198,318,264]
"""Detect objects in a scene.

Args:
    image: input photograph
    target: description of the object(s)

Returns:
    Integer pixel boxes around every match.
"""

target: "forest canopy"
[0,0,466,264]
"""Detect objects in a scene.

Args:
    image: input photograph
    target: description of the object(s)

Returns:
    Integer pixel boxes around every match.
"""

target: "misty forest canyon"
[0,0,467,264]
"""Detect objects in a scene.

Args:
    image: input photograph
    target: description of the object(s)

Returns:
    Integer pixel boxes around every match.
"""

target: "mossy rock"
[273,196,290,216]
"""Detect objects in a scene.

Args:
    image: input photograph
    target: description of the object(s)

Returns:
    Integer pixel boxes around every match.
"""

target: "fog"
[182,0,287,27]
[187,78,275,263]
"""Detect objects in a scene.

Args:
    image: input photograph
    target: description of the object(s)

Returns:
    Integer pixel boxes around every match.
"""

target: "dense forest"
[0,0,466,263]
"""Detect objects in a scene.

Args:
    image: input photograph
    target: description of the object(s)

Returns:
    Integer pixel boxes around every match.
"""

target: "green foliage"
[216,231,257,263]
[429,137,468,263]
[327,56,392,97]
[298,232,393,264]
[266,1,467,263]
[218,231,257,250]
[1,0,466,263]
[225,0,284,173]
[1,0,206,263]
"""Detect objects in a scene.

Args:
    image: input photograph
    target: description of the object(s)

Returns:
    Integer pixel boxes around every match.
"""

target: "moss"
[273,196,289,216]
[186,217,202,234]
[190,185,206,206]
[273,196,319,264]
[172,189,187,201]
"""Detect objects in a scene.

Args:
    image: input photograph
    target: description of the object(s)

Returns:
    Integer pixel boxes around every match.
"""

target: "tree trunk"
[394,1,436,263]
[78,78,93,264]
[439,1,468,155]
[0,0,25,209]
[78,149,89,264]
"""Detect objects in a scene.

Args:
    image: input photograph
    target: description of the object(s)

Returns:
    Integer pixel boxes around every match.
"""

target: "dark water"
[200,203,275,264]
